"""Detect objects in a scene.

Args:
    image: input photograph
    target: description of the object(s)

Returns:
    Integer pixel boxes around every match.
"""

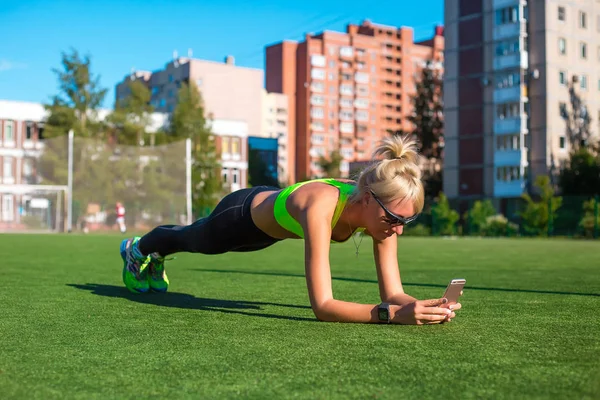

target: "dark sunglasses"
[369,189,419,226]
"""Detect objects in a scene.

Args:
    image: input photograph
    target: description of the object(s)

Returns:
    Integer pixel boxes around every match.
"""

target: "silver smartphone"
[442,278,466,304]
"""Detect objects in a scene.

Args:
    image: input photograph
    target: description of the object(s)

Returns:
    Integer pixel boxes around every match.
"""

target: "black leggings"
[138,186,282,257]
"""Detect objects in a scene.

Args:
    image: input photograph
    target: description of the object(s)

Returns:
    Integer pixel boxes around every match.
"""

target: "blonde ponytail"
[350,135,425,213]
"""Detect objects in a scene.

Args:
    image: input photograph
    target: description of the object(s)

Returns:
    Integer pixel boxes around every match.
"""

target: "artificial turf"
[0,234,599,399]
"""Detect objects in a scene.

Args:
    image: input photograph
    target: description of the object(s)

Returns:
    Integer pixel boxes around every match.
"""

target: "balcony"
[494,51,528,70]
[493,0,523,9]
[493,21,526,41]
[494,179,526,198]
[494,148,527,166]
[494,116,528,135]
[493,85,525,103]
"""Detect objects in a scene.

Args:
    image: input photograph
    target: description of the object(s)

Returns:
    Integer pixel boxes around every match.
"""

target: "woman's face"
[363,191,418,240]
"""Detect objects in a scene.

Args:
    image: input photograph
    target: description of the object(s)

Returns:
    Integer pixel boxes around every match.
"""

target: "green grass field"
[1,235,599,399]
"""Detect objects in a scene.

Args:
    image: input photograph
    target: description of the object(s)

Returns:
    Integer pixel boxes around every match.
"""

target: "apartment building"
[266,20,444,181]
[260,90,290,185]
[0,100,249,229]
[443,0,600,204]
[0,101,47,229]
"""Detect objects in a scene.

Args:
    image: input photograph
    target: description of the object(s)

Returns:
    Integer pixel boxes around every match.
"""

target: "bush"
[432,193,459,236]
[481,214,519,237]
[578,198,600,238]
[520,176,562,236]
[463,200,496,235]
[403,223,431,237]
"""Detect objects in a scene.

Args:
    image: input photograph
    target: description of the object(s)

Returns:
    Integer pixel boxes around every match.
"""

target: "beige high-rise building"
[444,0,600,207]
[116,55,265,189]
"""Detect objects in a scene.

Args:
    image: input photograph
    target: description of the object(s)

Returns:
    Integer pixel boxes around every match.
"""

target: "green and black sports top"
[273,178,364,242]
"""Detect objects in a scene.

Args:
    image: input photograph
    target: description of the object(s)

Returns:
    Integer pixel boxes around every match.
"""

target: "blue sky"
[0,0,443,108]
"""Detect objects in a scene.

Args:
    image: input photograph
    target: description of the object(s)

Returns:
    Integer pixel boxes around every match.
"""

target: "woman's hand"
[391,298,453,325]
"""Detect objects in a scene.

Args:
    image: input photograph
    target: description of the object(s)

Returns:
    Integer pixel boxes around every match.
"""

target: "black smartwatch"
[377,302,391,323]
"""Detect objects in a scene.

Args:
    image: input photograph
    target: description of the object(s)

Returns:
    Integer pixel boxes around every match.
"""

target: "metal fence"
[404,195,600,239]
[1,132,192,233]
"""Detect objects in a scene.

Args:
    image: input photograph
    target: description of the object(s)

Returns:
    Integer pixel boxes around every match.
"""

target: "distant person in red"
[116,202,126,234]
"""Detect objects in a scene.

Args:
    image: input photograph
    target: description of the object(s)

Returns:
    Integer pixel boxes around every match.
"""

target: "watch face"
[378,308,389,321]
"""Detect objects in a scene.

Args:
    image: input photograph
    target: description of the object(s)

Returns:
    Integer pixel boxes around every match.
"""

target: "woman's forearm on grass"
[312,299,385,323]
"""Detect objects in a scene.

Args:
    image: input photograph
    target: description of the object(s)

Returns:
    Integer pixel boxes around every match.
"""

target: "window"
[311,55,326,67]
[310,95,325,106]
[340,84,353,96]
[356,110,369,121]
[311,134,325,145]
[559,71,567,85]
[159,99,166,108]
[311,81,324,93]
[328,72,335,80]
[340,122,354,134]
[496,39,520,56]
[496,70,521,88]
[340,46,353,57]
[496,134,521,150]
[354,98,369,109]
[222,170,228,183]
[222,137,230,154]
[168,74,173,83]
[580,11,587,28]
[496,6,519,25]
[581,75,588,89]
[23,158,34,177]
[310,107,324,119]
[559,136,566,149]
[558,6,565,21]
[311,68,325,80]
[340,98,353,108]
[496,103,520,119]
[232,169,239,184]
[355,72,369,84]
[311,121,324,131]
[231,138,240,155]
[3,157,13,179]
[496,166,521,182]
[559,102,567,117]
[339,110,353,121]
[581,42,587,59]
[4,121,14,143]
[1,194,14,222]
[357,86,369,96]
[558,38,566,55]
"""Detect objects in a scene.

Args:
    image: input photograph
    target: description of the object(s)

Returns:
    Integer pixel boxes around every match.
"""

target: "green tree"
[170,81,223,217]
[407,62,444,198]
[317,150,343,178]
[463,200,496,235]
[248,148,279,187]
[558,145,600,196]
[559,78,592,151]
[43,49,108,139]
[431,193,459,236]
[520,176,563,236]
[107,80,154,146]
[578,197,600,238]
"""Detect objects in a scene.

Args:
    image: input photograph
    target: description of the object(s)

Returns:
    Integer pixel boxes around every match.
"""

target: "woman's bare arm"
[372,234,417,305]
[300,196,382,323]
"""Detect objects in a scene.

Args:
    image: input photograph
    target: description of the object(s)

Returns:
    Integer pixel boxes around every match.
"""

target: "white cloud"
[0,59,28,72]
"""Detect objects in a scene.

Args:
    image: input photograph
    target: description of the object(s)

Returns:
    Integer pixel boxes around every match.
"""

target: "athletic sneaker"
[147,253,169,293]
[120,237,150,293]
